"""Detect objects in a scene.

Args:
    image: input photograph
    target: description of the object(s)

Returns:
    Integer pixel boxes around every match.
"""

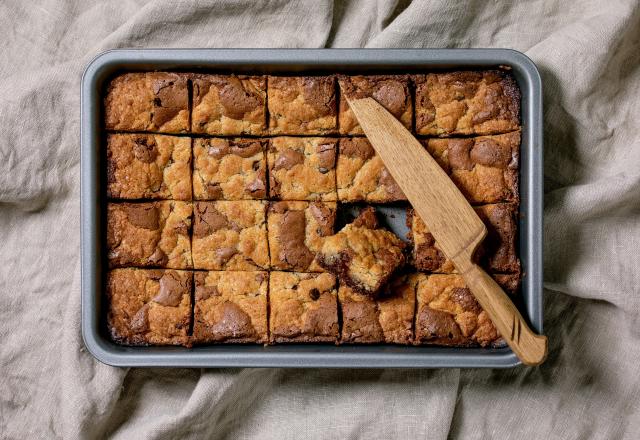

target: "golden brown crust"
[337,137,406,202]
[423,131,520,204]
[268,137,337,201]
[107,202,193,269]
[191,201,269,270]
[267,201,337,272]
[104,72,189,133]
[316,208,406,296]
[338,75,412,135]
[414,70,520,136]
[191,74,266,135]
[407,203,520,274]
[193,138,267,200]
[106,134,192,200]
[414,273,519,347]
[269,272,339,343]
[268,76,337,134]
[339,274,416,344]
[107,268,192,346]
[192,271,268,344]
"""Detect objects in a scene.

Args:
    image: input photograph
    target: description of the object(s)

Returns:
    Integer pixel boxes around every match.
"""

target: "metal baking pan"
[81,49,543,368]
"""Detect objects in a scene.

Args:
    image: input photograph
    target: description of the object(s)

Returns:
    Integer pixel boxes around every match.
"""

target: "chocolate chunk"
[193,203,231,237]
[196,285,220,301]
[206,183,223,199]
[352,207,378,229]
[309,203,335,237]
[147,248,168,266]
[151,77,187,127]
[255,273,266,283]
[274,149,304,171]
[210,302,256,339]
[278,209,314,270]
[417,307,462,340]
[309,288,320,300]
[378,167,405,199]
[472,87,501,124]
[215,247,238,266]
[245,178,266,197]
[447,139,475,170]
[470,138,511,169]
[341,301,384,342]
[372,80,407,117]
[130,304,149,333]
[315,142,336,170]
[153,272,186,307]
[206,141,230,159]
[415,241,446,272]
[230,140,263,158]
[340,138,375,160]
[450,287,481,313]
[302,295,338,336]
[218,76,262,120]
[124,204,159,230]
[133,137,158,163]
[301,77,335,115]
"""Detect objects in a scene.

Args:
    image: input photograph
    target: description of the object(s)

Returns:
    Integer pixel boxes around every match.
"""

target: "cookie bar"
[339,274,416,344]
[267,201,337,272]
[268,76,337,134]
[106,134,192,200]
[107,202,193,269]
[316,207,406,296]
[422,131,520,204]
[268,137,337,201]
[192,271,268,344]
[193,138,267,200]
[104,72,189,133]
[414,273,520,347]
[414,70,520,136]
[407,203,520,274]
[338,75,412,135]
[191,201,269,270]
[269,271,339,343]
[336,137,406,202]
[191,74,266,135]
[107,268,192,346]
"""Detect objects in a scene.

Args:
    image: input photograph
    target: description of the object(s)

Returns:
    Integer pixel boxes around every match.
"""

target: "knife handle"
[457,259,548,366]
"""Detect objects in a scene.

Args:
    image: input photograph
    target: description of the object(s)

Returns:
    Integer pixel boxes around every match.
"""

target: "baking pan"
[81,49,543,368]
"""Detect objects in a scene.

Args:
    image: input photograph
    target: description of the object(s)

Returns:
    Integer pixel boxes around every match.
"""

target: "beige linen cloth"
[1,1,639,438]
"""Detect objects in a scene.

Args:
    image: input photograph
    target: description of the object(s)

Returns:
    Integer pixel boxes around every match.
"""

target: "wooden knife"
[347,97,547,366]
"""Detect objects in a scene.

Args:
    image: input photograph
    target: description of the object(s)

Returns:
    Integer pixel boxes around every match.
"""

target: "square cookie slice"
[191,74,266,135]
[414,273,520,347]
[339,273,416,344]
[268,76,337,134]
[337,137,406,202]
[193,138,267,200]
[191,201,269,270]
[107,134,192,200]
[267,201,337,272]
[269,272,339,343]
[407,203,520,274]
[107,268,192,346]
[192,271,268,344]
[316,207,406,297]
[104,72,189,133]
[338,75,412,135]
[414,70,520,136]
[268,137,337,201]
[107,201,192,269]
[422,131,519,204]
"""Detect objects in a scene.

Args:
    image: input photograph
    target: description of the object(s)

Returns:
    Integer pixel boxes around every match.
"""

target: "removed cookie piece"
[316,207,406,297]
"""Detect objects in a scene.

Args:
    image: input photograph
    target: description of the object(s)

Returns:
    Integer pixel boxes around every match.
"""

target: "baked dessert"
[269,271,339,343]
[414,273,520,347]
[414,71,520,136]
[336,137,406,202]
[193,138,267,200]
[338,75,412,135]
[107,133,192,200]
[191,201,269,270]
[316,207,406,297]
[339,274,416,344]
[407,203,520,274]
[191,74,266,135]
[268,76,337,134]
[105,72,189,133]
[107,201,192,269]
[422,131,519,204]
[267,201,337,272]
[192,271,268,344]
[107,268,192,346]
[268,137,337,201]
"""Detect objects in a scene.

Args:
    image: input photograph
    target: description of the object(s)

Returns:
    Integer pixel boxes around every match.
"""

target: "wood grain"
[347,97,547,366]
